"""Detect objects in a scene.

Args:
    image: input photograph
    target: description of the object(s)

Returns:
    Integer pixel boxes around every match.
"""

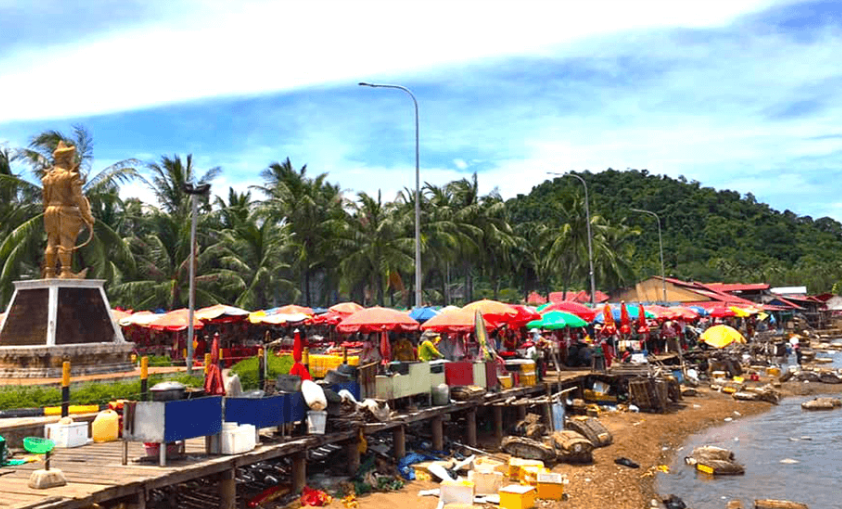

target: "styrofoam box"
[45,422,88,448]
[440,480,475,505]
[221,424,256,455]
[468,469,503,495]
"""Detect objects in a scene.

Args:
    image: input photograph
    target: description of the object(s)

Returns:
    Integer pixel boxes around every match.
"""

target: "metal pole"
[547,172,596,306]
[631,208,666,303]
[187,193,198,375]
[359,82,422,308]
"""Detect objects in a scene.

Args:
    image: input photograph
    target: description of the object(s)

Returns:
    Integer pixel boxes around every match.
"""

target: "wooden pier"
[0,371,588,509]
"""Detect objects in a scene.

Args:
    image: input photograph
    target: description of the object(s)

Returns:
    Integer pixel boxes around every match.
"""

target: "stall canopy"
[195,304,250,322]
[149,309,204,331]
[700,325,746,348]
[336,306,420,334]
[462,299,518,326]
[688,305,709,317]
[119,311,163,327]
[420,308,476,333]
[670,306,699,320]
[273,305,314,316]
[110,309,133,322]
[708,306,736,318]
[729,306,759,318]
[409,306,439,323]
[526,310,588,330]
[250,312,310,325]
[329,302,364,315]
[537,301,597,322]
[510,305,541,327]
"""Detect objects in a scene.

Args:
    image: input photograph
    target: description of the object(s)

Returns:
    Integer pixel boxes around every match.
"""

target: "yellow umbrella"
[701,325,747,348]
[248,310,267,324]
[729,306,754,318]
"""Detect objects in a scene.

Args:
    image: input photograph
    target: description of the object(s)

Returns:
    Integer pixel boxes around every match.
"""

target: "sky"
[2,0,842,220]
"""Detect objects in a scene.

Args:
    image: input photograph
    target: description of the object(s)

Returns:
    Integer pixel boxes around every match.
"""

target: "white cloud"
[453,159,468,170]
[0,0,781,123]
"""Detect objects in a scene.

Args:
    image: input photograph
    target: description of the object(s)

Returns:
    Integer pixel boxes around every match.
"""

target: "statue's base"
[0,279,134,378]
[29,469,68,489]
[0,343,135,378]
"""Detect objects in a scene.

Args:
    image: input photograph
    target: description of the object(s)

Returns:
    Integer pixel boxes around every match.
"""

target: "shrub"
[230,354,293,390]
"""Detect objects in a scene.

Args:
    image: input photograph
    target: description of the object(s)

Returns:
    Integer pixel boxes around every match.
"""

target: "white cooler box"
[45,421,88,448]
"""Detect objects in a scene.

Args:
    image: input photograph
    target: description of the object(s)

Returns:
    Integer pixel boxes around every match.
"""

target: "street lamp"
[183,182,211,375]
[631,208,667,303]
[359,82,422,308]
[547,172,596,307]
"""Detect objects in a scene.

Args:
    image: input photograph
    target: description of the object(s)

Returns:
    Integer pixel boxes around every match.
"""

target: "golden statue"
[42,141,95,279]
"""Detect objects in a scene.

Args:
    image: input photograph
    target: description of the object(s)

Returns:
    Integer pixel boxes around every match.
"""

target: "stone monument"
[0,142,133,377]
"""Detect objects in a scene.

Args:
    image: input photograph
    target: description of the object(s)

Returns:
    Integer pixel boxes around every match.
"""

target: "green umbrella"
[536,303,552,313]
[527,310,588,330]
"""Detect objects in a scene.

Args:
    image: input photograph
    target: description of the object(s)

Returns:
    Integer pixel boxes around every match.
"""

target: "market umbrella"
[149,309,204,331]
[729,306,758,318]
[421,308,476,333]
[118,311,161,327]
[195,304,250,322]
[537,301,597,322]
[289,329,312,380]
[204,333,225,396]
[619,302,631,334]
[255,313,310,325]
[643,304,674,319]
[637,304,650,334]
[440,305,461,313]
[379,330,391,366]
[336,306,420,334]
[700,325,746,348]
[409,306,439,323]
[526,310,587,330]
[475,309,494,360]
[510,305,541,327]
[110,309,132,322]
[708,306,736,318]
[669,307,699,320]
[329,302,364,315]
[688,306,709,317]
[274,305,314,316]
[463,299,518,327]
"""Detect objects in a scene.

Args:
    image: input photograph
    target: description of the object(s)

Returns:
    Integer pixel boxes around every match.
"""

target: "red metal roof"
[548,290,610,304]
[706,283,770,292]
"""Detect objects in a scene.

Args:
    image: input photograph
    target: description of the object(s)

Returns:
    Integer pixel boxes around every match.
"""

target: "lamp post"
[183,182,211,375]
[359,82,422,308]
[631,208,667,303]
[547,172,596,307]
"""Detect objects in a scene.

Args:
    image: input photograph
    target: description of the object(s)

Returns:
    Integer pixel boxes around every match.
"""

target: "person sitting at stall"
[392,333,416,362]
[418,331,445,362]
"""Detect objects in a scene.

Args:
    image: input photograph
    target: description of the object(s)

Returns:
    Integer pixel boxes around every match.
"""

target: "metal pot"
[150,381,186,401]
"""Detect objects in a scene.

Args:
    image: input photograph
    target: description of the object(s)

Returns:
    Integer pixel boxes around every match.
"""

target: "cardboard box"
[440,480,475,505]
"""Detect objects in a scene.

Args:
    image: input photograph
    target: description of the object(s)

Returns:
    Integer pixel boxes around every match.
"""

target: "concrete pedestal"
[0,279,133,378]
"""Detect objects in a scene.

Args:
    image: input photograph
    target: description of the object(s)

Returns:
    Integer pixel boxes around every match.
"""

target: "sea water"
[657,354,842,508]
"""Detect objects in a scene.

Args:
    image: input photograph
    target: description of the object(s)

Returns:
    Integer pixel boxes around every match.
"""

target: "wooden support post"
[432,416,444,451]
[258,348,265,391]
[122,440,129,465]
[517,403,527,420]
[393,425,406,459]
[493,405,503,443]
[129,491,147,509]
[466,408,477,448]
[219,468,236,509]
[346,439,361,474]
[292,452,307,494]
[61,361,71,418]
[140,357,149,401]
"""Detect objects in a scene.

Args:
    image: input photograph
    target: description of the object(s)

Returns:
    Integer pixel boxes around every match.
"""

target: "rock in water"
[754,499,809,509]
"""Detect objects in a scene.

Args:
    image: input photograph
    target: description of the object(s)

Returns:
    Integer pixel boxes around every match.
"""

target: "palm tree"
[146,154,220,217]
[339,191,414,306]
[256,158,346,306]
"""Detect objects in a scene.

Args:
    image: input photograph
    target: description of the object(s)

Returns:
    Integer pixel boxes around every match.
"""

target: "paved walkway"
[0,366,189,387]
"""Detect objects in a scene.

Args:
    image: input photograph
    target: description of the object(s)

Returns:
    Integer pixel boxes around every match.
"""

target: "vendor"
[418,331,445,362]
[392,333,416,362]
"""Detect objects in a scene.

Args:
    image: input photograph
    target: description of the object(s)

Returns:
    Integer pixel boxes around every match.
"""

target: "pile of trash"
[684,445,745,475]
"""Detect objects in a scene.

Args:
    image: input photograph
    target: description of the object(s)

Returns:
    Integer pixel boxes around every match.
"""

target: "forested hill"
[506,169,842,293]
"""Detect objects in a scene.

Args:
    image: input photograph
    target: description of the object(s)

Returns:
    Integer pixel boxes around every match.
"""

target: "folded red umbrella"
[204,333,225,396]
[289,329,311,380]
[379,330,391,366]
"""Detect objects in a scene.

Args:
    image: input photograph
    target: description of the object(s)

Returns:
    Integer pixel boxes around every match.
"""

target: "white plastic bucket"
[307,410,327,435]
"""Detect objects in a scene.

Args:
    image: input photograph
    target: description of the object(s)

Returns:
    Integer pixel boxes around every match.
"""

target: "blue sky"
[2,0,842,220]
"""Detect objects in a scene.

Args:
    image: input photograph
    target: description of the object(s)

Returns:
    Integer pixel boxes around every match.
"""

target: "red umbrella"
[619,302,631,334]
[541,302,597,322]
[708,306,736,318]
[510,305,541,327]
[289,329,312,380]
[204,333,225,396]
[670,306,699,320]
[637,304,650,334]
[379,330,391,366]
[421,308,476,333]
[329,302,364,315]
[308,311,343,325]
[335,306,420,334]
[149,309,204,331]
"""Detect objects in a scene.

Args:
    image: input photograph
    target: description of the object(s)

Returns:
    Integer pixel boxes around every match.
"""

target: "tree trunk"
[304,268,311,307]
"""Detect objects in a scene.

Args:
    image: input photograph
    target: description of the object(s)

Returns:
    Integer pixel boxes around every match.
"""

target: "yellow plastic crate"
[520,465,549,485]
[499,485,536,509]
[507,458,543,479]
[499,375,513,389]
[521,373,537,386]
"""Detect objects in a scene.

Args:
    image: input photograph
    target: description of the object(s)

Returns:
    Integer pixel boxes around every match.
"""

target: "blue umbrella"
[409,306,439,323]
[688,306,709,317]
[312,307,329,315]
